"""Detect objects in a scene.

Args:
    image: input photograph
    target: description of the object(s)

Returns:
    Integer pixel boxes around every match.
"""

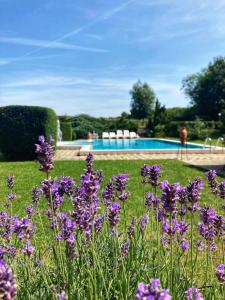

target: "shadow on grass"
[184,162,225,178]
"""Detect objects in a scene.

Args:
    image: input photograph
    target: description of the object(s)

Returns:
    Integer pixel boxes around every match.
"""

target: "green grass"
[0,159,223,221]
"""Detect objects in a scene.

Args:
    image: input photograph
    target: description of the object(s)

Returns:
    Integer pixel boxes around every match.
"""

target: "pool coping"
[57,138,223,155]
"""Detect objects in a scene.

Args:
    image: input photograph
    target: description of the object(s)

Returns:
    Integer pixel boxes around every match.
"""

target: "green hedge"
[60,122,73,141]
[0,105,57,161]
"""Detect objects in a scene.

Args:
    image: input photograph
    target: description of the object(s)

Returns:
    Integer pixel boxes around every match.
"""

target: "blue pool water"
[71,139,205,151]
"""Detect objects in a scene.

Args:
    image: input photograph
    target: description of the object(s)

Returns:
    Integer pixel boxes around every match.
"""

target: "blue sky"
[0,0,225,116]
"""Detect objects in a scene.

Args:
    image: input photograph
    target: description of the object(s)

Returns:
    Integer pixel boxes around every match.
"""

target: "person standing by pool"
[180,127,188,146]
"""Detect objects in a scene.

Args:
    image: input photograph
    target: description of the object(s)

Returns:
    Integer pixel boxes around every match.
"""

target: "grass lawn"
[0,159,223,225]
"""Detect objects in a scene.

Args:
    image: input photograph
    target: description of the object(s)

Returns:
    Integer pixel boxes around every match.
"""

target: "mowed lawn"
[0,159,223,220]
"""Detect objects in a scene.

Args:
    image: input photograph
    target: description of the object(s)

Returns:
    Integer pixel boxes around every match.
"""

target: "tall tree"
[130,81,156,119]
[148,99,167,136]
[182,56,225,120]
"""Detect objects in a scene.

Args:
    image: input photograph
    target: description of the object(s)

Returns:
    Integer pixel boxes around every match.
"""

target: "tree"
[130,81,156,119]
[148,99,167,136]
[182,56,225,120]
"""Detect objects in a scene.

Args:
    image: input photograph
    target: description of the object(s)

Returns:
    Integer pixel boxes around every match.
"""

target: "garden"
[0,135,224,299]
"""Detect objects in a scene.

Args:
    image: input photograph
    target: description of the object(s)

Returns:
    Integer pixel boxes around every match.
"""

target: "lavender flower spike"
[186,287,204,300]
[216,264,225,284]
[35,135,54,173]
[135,278,172,300]
[0,259,17,299]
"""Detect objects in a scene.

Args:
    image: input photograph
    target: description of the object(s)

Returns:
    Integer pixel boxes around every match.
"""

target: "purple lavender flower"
[26,205,35,218]
[140,164,151,184]
[180,238,190,251]
[149,165,161,188]
[52,287,67,300]
[7,193,16,201]
[186,178,203,212]
[135,278,172,300]
[58,176,75,196]
[5,175,15,189]
[140,214,149,232]
[186,287,204,300]
[107,202,121,227]
[121,240,130,257]
[216,264,225,284]
[146,192,160,210]
[219,181,225,199]
[32,186,41,204]
[13,217,36,240]
[35,135,54,173]
[198,223,215,243]
[0,259,17,299]
[21,240,35,256]
[94,214,104,233]
[196,240,204,252]
[112,174,131,201]
[86,152,94,173]
[162,218,180,237]
[160,180,181,214]
[127,217,137,238]
[200,207,216,225]
[102,181,115,206]
[214,215,225,237]
[205,170,218,195]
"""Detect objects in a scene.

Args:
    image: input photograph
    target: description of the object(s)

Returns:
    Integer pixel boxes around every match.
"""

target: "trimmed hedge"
[60,122,73,141]
[0,105,57,161]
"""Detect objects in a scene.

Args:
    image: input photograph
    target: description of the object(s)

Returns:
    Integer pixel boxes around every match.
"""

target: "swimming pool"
[58,139,207,151]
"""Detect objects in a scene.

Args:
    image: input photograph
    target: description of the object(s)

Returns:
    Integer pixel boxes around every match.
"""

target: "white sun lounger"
[130,132,137,139]
[116,130,123,139]
[123,130,130,139]
[102,132,109,139]
[109,132,116,139]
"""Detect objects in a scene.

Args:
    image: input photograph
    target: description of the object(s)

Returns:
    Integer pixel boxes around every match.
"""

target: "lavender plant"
[0,136,224,299]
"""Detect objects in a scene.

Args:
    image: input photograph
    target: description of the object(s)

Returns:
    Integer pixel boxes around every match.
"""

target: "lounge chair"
[102,132,109,139]
[130,132,137,139]
[123,130,130,139]
[116,130,123,139]
[109,132,116,139]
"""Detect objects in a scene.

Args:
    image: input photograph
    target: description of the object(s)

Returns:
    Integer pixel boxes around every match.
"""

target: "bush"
[0,105,57,161]
[60,122,73,141]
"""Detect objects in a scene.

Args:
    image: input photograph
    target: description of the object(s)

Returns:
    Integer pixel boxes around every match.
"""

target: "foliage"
[148,99,168,137]
[60,122,73,141]
[0,139,224,299]
[166,107,194,121]
[0,105,57,161]
[182,56,225,120]
[130,81,156,119]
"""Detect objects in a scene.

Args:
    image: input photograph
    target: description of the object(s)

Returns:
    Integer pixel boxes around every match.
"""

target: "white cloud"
[0,73,185,116]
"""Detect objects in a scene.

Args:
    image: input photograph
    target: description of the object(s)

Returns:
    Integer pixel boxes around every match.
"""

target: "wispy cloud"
[0,73,184,116]
[0,36,108,53]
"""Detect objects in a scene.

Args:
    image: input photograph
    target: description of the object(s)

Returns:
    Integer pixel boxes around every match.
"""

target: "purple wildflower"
[196,240,204,252]
[205,170,218,195]
[102,181,115,206]
[26,205,34,218]
[214,215,225,237]
[146,192,160,209]
[140,214,149,232]
[35,135,54,173]
[21,240,35,257]
[32,186,41,204]
[121,240,130,257]
[108,202,121,228]
[7,193,16,201]
[186,178,203,212]
[186,287,204,300]
[86,152,94,173]
[5,175,15,189]
[127,217,137,238]
[112,174,131,201]
[150,165,161,188]
[140,164,151,184]
[0,259,17,299]
[200,207,216,225]
[135,278,172,300]
[160,180,181,214]
[216,264,225,284]
[219,181,225,199]
[180,238,190,251]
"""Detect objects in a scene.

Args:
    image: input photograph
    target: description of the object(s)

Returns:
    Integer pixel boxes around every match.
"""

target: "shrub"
[60,122,73,141]
[0,105,57,160]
